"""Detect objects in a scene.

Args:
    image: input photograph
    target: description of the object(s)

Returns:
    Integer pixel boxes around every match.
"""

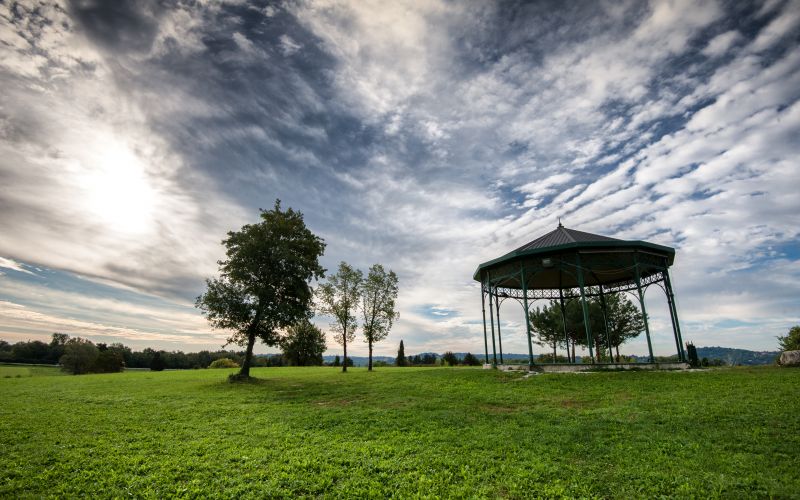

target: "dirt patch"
[481,404,521,414]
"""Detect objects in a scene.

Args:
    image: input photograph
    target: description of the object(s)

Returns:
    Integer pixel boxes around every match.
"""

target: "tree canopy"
[281,319,327,366]
[529,292,644,362]
[196,200,326,379]
[778,325,800,351]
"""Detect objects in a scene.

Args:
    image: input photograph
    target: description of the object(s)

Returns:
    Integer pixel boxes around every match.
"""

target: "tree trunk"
[615,345,620,363]
[342,330,348,373]
[239,330,256,378]
[571,340,576,363]
[368,342,373,371]
[552,340,556,363]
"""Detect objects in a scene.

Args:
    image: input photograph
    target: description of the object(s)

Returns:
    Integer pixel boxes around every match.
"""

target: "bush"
[94,350,124,373]
[60,338,99,375]
[209,358,240,369]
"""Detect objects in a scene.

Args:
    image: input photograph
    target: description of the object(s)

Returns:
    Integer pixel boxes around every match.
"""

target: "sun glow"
[81,138,157,235]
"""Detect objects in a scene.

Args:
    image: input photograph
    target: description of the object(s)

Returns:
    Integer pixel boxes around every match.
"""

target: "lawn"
[1,366,798,498]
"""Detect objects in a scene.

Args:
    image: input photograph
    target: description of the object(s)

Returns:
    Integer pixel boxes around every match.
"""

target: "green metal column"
[487,273,498,366]
[481,276,489,364]
[634,254,655,363]
[663,268,686,362]
[520,265,535,370]
[558,271,569,363]
[494,293,504,365]
[599,286,613,362]
[576,253,594,363]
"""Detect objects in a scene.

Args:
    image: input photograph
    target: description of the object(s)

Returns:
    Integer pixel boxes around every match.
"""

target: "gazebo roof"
[473,223,675,287]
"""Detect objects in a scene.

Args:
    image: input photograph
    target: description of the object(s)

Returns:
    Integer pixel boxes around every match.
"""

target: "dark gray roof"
[511,223,620,253]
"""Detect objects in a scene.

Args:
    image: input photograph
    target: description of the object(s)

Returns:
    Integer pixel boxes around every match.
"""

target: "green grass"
[0,364,63,378]
[1,366,798,498]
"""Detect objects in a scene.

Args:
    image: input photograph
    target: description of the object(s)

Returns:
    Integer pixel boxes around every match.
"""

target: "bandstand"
[474,223,686,369]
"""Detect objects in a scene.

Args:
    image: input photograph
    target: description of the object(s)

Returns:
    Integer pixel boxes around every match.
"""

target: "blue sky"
[1,0,798,357]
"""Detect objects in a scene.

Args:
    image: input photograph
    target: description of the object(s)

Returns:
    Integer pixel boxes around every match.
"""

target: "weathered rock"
[779,350,800,366]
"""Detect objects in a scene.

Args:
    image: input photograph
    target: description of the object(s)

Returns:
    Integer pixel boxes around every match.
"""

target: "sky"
[1,0,799,359]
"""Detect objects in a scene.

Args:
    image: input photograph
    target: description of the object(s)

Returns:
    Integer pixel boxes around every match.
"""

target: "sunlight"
[81,138,157,235]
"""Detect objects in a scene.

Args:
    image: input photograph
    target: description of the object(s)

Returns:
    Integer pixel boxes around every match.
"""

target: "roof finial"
[557,217,563,228]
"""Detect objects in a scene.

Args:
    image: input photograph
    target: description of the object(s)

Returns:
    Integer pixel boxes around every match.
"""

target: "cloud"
[1,0,798,356]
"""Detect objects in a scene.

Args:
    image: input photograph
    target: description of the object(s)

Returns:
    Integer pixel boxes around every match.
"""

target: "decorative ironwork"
[475,224,685,367]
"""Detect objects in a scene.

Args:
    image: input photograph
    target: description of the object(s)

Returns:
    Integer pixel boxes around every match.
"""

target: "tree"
[60,338,99,375]
[462,352,481,366]
[442,351,458,366]
[94,350,124,373]
[396,340,406,366]
[150,351,165,371]
[333,355,341,367]
[317,262,362,373]
[603,293,645,361]
[196,200,326,379]
[777,325,800,351]
[281,319,326,366]
[209,358,240,368]
[360,264,399,371]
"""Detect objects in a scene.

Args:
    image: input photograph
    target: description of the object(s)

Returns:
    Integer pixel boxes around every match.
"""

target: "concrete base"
[493,362,690,373]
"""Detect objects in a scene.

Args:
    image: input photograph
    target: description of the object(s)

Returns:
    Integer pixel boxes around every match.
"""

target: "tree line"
[195,201,400,379]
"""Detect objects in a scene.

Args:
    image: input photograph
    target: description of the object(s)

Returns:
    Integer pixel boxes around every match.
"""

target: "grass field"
[1,366,798,498]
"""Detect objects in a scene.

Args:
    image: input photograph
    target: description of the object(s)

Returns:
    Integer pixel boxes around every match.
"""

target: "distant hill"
[695,346,779,366]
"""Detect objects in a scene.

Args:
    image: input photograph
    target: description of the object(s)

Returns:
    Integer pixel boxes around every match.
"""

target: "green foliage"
[332,355,341,367]
[777,325,800,351]
[396,340,406,366]
[686,342,700,367]
[462,352,481,366]
[280,320,326,366]
[529,293,644,361]
[317,262,362,373]
[1,367,798,497]
[442,351,459,366]
[150,351,165,372]
[360,264,399,371]
[209,358,240,369]
[93,350,124,373]
[59,338,99,375]
[196,200,326,378]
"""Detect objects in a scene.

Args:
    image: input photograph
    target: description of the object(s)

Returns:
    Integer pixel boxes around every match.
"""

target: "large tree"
[778,325,800,351]
[196,200,326,379]
[281,319,327,366]
[316,262,362,372]
[529,292,643,362]
[360,264,399,371]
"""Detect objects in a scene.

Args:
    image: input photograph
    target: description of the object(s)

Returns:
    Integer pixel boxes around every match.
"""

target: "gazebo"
[473,223,686,369]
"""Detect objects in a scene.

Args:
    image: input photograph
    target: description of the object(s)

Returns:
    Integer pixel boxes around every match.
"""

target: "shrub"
[94,350,124,373]
[60,338,99,375]
[209,358,240,368]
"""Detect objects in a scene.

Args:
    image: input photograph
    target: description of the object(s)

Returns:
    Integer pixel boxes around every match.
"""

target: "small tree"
[60,338,99,375]
[361,264,399,371]
[196,201,326,380]
[396,340,406,366]
[778,325,800,351]
[150,351,165,371]
[317,262,363,373]
[462,352,481,366]
[333,355,341,367]
[442,351,459,366]
[94,350,124,373]
[281,319,326,366]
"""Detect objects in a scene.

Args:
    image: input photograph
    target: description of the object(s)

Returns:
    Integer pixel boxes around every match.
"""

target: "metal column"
[481,276,489,364]
[634,253,655,363]
[521,265,535,370]
[576,253,594,363]
[494,292,504,365]
[663,268,686,362]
